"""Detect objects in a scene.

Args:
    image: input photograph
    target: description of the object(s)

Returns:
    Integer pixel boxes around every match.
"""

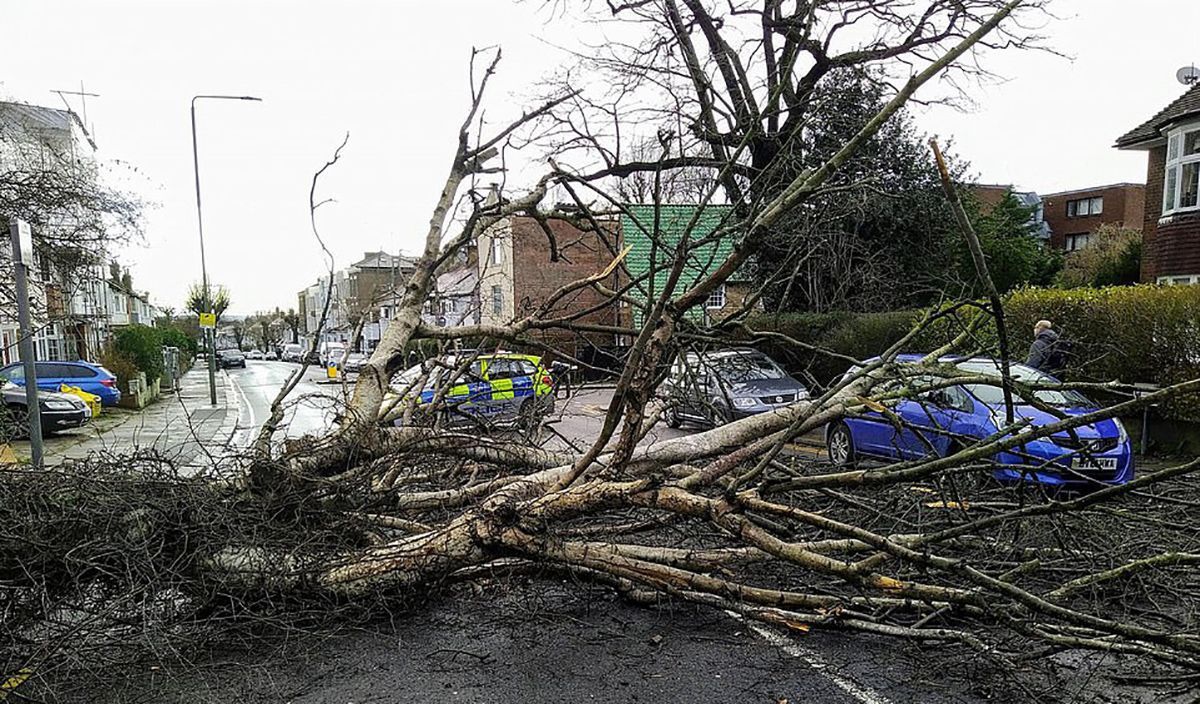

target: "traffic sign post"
[9,218,43,467]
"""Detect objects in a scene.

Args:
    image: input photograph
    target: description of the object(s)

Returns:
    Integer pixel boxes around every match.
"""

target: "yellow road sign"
[198,312,216,328]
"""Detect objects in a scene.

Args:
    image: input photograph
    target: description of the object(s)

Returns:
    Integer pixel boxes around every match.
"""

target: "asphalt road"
[170,369,1168,704]
[226,360,351,446]
[99,582,1021,704]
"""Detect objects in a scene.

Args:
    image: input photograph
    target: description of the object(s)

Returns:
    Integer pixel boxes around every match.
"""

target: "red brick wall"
[1043,184,1145,250]
[510,216,623,355]
[1142,147,1166,281]
[971,185,1011,215]
[1140,147,1200,281]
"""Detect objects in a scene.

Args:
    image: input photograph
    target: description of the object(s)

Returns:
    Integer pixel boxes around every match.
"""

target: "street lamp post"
[190,94,261,406]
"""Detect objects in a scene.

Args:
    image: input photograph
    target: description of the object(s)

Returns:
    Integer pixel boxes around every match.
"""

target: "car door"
[484,359,537,422]
[61,364,94,393]
[893,382,974,459]
[34,363,68,392]
[508,358,540,408]
[443,360,490,421]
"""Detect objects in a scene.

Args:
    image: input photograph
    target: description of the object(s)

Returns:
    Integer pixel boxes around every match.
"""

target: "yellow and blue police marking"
[412,356,552,419]
[0,668,32,700]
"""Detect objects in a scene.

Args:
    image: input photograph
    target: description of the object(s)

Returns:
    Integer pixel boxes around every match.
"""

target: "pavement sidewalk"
[10,366,241,472]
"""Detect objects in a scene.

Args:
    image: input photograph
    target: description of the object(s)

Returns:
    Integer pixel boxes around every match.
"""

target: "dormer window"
[1164,122,1200,216]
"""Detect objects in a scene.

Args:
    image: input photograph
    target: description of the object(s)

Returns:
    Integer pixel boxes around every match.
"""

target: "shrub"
[744,310,920,386]
[746,285,1200,419]
[158,326,198,366]
[97,347,140,393]
[112,325,165,385]
[1057,225,1141,289]
[1003,286,1200,419]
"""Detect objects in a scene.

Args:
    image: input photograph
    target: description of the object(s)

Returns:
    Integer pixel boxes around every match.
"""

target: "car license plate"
[1072,456,1117,472]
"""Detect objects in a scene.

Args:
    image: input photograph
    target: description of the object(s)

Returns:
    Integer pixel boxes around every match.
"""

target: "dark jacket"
[1025,328,1060,372]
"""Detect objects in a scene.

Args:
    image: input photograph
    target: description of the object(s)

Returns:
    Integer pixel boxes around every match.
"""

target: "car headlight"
[732,397,757,409]
[44,400,75,411]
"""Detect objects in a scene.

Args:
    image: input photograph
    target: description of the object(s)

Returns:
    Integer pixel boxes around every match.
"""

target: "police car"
[380,352,555,428]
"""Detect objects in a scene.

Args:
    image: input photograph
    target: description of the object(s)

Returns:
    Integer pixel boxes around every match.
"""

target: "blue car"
[825,356,1133,488]
[0,361,122,407]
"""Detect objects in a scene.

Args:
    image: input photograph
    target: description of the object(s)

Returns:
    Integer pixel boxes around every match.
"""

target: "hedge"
[1003,285,1200,419]
[742,310,921,386]
[112,325,166,385]
[744,285,1200,419]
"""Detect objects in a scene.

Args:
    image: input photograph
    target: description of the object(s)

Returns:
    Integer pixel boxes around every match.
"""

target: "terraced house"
[1,101,161,365]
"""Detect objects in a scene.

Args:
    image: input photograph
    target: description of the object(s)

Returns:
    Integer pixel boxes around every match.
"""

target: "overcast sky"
[2,0,1197,314]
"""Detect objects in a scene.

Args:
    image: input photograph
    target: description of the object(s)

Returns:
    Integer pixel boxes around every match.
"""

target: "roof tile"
[1116,83,1200,149]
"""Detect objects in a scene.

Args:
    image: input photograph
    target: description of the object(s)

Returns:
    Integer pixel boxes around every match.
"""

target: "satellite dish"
[1178,65,1200,86]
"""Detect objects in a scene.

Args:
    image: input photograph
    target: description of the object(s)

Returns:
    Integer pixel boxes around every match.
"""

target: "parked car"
[281,344,304,363]
[380,353,555,428]
[340,352,369,374]
[661,349,809,428]
[1,380,91,437]
[825,356,1134,488]
[0,360,121,407]
[264,349,279,361]
[245,349,264,360]
[216,348,247,369]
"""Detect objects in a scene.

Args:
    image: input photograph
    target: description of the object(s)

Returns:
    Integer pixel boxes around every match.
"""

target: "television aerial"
[1178,64,1200,86]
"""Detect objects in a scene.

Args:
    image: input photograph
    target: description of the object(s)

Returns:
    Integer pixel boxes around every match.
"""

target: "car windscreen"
[957,361,1089,407]
[710,355,787,383]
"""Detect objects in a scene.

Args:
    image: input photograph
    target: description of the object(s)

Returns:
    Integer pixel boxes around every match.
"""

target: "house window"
[491,237,504,265]
[1066,196,1103,217]
[1164,123,1200,216]
[705,284,727,309]
[1065,233,1091,252]
[492,285,503,315]
[1157,274,1200,285]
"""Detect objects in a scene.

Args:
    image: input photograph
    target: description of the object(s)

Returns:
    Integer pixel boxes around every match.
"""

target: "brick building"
[468,214,624,354]
[1039,183,1145,253]
[1116,82,1200,284]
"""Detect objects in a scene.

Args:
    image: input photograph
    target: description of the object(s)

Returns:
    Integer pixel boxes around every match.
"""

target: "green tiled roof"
[620,204,739,323]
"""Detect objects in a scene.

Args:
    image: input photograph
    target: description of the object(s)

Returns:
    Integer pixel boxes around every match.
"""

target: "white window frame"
[1157,274,1200,286]
[1163,120,1200,217]
[491,236,505,265]
[1066,196,1103,218]
[491,285,503,315]
[705,284,727,310]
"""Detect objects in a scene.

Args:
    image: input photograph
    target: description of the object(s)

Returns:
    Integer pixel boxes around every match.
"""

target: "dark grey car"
[1,381,90,438]
[662,350,809,428]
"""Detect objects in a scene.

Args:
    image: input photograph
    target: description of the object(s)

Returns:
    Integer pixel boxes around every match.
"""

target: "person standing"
[1025,319,1070,377]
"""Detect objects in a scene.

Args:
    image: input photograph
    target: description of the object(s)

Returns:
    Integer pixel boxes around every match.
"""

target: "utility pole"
[190,94,262,405]
[9,219,43,467]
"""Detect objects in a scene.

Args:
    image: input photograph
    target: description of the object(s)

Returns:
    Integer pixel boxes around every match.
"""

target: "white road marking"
[228,372,256,448]
[727,612,893,704]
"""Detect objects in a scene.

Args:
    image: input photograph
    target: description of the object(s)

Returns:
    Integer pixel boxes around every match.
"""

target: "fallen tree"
[5,1,1200,700]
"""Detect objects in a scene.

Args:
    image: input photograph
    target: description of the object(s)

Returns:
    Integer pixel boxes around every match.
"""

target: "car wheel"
[827,422,856,468]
